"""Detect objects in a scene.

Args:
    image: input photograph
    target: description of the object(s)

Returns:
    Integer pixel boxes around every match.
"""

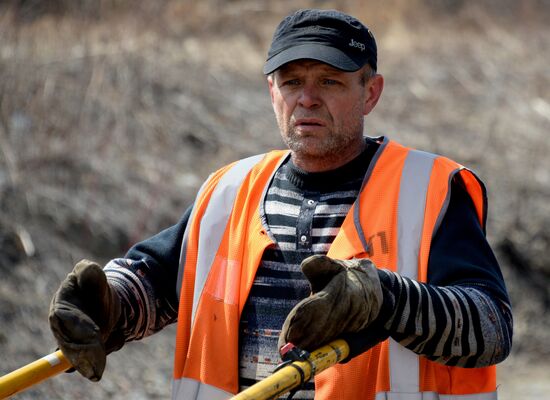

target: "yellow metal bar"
[0,340,348,399]
[0,350,72,399]
[231,339,349,400]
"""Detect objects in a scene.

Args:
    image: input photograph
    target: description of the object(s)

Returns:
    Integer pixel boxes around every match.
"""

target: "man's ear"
[267,74,275,104]
[363,74,384,116]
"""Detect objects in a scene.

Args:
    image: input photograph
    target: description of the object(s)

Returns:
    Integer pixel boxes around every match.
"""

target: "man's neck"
[290,139,367,173]
[284,138,379,192]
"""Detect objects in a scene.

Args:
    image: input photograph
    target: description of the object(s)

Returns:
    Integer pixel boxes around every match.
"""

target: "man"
[49,9,512,400]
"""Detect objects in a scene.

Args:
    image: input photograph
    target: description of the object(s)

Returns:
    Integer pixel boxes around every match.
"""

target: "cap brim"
[263,44,363,75]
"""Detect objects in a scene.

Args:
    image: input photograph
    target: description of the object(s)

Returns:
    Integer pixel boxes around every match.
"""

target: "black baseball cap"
[263,9,377,75]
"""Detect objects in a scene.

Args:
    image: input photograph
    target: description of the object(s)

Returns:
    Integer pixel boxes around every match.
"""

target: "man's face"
[268,60,382,172]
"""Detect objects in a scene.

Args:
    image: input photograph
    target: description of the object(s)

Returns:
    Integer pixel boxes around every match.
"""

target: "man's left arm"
[280,177,513,367]
[381,176,513,367]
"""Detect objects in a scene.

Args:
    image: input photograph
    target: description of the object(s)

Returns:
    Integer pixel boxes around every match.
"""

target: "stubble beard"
[277,113,365,168]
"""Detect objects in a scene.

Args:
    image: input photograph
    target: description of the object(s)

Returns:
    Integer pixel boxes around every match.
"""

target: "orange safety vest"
[172,137,497,400]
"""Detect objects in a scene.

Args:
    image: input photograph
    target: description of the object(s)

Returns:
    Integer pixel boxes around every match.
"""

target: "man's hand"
[49,260,124,381]
[279,255,383,351]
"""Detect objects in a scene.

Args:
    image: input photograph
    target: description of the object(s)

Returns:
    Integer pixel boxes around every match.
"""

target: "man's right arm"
[104,205,192,342]
[49,205,193,381]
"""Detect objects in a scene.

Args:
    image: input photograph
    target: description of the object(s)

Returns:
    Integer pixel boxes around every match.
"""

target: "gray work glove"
[49,260,124,381]
[279,255,384,352]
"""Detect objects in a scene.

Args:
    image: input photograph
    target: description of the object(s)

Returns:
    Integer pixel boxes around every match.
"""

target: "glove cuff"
[339,320,390,363]
[337,269,403,363]
[103,281,127,354]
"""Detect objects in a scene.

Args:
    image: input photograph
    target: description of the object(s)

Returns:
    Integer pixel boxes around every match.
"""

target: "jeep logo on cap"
[348,38,366,52]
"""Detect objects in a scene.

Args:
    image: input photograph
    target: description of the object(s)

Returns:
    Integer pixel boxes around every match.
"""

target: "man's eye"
[323,79,339,85]
[283,79,301,86]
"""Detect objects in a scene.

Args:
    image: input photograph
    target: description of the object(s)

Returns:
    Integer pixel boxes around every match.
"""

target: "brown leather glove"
[279,255,384,352]
[49,260,124,381]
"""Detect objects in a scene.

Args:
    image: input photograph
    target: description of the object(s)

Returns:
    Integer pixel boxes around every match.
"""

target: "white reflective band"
[397,149,435,280]
[391,150,436,393]
[177,177,211,296]
[172,377,232,400]
[42,353,61,367]
[375,392,498,400]
[190,154,265,325]
[388,338,420,394]
[376,394,426,400]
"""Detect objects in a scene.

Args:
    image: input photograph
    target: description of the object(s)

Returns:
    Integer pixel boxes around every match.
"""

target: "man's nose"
[298,84,321,109]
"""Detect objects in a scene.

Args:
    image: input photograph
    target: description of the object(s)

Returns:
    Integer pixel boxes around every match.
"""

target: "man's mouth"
[294,118,325,127]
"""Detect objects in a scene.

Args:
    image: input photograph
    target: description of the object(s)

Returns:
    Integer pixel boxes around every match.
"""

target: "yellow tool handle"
[231,339,349,400]
[0,340,348,399]
[0,350,72,399]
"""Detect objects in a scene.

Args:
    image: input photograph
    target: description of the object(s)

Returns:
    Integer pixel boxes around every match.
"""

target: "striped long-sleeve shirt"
[104,138,512,399]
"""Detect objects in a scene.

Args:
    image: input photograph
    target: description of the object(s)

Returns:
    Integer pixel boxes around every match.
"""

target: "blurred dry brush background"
[0,0,549,398]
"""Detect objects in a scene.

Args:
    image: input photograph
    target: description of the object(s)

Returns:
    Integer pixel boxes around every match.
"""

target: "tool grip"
[0,350,72,399]
[231,339,349,400]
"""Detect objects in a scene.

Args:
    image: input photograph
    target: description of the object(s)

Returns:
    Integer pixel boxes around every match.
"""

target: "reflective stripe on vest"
[179,153,265,321]
[375,392,498,400]
[388,150,436,395]
[172,377,232,400]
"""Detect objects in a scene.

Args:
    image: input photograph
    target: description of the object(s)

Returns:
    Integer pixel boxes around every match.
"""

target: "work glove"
[49,259,124,381]
[279,255,384,353]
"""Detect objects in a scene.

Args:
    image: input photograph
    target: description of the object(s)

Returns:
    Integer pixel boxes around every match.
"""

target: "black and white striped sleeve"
[103,206,192,342]
[378,272,513,367]
[104,258,174,341]
[376,178,513,367]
